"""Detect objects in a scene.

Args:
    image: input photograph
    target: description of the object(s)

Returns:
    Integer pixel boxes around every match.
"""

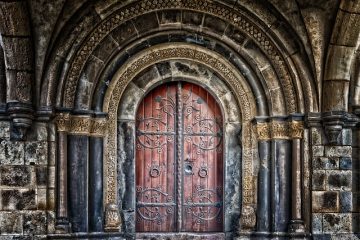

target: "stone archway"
[113,53,248,238]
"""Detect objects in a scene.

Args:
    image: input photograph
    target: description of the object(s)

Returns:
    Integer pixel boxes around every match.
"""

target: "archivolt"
[41,0,318,113]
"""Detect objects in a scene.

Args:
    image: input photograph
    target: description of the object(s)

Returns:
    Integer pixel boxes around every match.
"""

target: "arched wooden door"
[135,82,223,232]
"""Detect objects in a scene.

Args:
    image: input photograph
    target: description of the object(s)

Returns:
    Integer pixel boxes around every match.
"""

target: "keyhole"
[184,163,193,174]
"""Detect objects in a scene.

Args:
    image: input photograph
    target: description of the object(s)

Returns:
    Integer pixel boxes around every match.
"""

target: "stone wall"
[310,125,360,239]
[0,120,55,239]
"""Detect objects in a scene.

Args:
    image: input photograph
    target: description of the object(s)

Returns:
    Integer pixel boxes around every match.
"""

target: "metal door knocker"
[149,165,161,178]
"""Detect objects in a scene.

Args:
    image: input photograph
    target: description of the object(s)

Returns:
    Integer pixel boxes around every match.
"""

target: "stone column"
[68,114,92,232]
[288,114,306,235]
[254,117,271,235]
[88,114,107,232]
[270,117,291,236]
[55,112,71,233]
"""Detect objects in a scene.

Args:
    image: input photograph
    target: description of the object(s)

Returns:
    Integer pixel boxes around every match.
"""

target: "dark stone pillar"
[254,117,271,235]
[55,113,71,233]
[288,115,306,235]
[68,135,89,232]
[89,136,103,232]
[270,117,291,236]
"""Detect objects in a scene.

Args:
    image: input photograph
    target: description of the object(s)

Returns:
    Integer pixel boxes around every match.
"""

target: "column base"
[288,219,306,233]
[55,218,71,233]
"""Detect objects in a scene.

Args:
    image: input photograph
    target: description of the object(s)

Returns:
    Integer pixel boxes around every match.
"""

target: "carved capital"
[271,121,290,139]
[104,203,121,232]
[55,113,71,132]
[289,121,304,139]
[69,116,92,135]
[240,205,256,230]
[256,122,271,141]
[90,118,107,137]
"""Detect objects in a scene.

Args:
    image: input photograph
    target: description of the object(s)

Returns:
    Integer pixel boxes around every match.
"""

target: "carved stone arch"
[41,0,318,114]
[102,44,259,236]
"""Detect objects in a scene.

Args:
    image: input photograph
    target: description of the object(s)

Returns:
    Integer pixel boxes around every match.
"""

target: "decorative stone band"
[55,113,107,137]
[289,121,304,139]
[255,118,304,140]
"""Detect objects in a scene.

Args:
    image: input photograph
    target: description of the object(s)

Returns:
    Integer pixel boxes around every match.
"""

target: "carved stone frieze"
[63,0,297,114]
[271,121,290,139]
[289,121,304,139]
[256,122,271,141]
[55,113,107,136]
[90,118,107,137]
[104,203,121,232]
[55,113,71,132]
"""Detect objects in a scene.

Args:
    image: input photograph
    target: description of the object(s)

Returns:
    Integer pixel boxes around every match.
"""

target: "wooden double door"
[135,82,223,232]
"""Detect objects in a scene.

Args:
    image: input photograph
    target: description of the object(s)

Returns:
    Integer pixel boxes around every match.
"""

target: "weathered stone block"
[312,191,339,212]
[311,127,325,146]
[313,157,339,170]
[0,140,24,165]
[35,166,47,186]
[313,146,325,157]
[37,188,46,210]
[1,189,36,210]
[25,141,48,165]
[323,213,352,233]
[182,10,203,26]
[47,211,55,234]
[312,213,323,233]
[353,213,360,233]
[47,188,55,211]
[0,211,23,234]
[26,122,48,141]
[23,211,46,235]
[159,10,181,25]
[325,146,352,158]
[0,121,10,139]
[1,37,33,70]
[340,129,352,146]
[313,170,326,190]
[339,191,353,213]
[339,157,352,170]
[327,170,352,191]
[133,12,159,33]
[203,15,227,35]
[48,166,55,188]
[0,166,31,187]
[353,193,360,212]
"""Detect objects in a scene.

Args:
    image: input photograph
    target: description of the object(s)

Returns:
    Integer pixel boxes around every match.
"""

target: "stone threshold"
[136,232,225,239]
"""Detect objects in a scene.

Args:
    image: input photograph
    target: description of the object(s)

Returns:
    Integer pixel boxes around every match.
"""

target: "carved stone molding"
[104,203,121,232]
[271,121,290,140]
[55,113,71,132]
[255,122,271,141]
[90,118,107,137]
[55,113,107,136]
[69,116,92,135]
[63,0,297,114]
[255,116,305,140]
[289,121,304,139]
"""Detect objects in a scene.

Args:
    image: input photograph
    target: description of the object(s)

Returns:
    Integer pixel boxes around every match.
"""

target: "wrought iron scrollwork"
[136,186,175,225]
[184,185,223,225]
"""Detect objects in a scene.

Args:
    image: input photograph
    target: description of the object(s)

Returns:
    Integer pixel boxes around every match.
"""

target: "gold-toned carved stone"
[69,116,92,135]
[102,43,257,211]
[91,118,107,137]
[241,205,256,229]
[63,0,297,114]
[55,113,70,132]
[256,122,271,141]
[289,121,304,139]
[271,121,290,139]
[104,203,121,232]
